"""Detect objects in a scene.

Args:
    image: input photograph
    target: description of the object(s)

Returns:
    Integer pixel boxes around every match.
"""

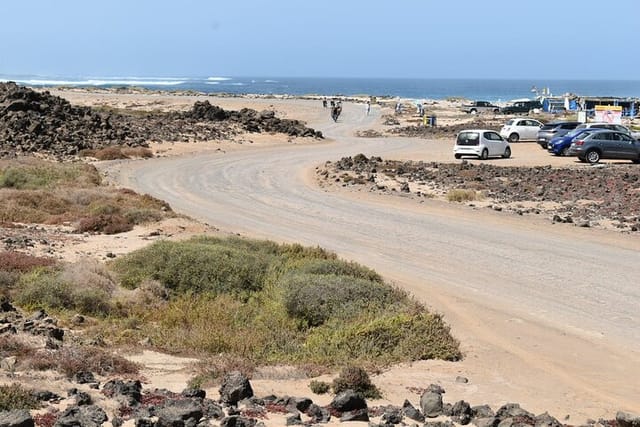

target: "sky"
[1,0,639,80]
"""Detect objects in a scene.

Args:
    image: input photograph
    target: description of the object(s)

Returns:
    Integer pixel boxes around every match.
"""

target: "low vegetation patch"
[80,146,153,160]
[0,158,173,230]
[332,366,382,399]
[0,383,42,411]
[103,236,461,372]
[25,345,140,378]
[446,188,483,202]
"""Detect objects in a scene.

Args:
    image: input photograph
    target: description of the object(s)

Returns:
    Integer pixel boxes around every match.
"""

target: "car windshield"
[506,119,515,125]
[457,132,480,145]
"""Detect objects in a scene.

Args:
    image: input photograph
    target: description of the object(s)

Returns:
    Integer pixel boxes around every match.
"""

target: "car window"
[561,123,578,129]
[457,132,479,144]
[516,120,526,126]
[575,124,586,130]
[506,119,515,125]
[613,125,628,133]
[614,133,633,141]
[486,132,502,141]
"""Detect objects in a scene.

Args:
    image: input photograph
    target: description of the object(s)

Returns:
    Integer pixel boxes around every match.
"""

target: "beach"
[2,87,640,426]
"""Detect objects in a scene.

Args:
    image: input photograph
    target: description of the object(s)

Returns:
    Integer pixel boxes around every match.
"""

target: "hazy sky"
[1,0,638,80]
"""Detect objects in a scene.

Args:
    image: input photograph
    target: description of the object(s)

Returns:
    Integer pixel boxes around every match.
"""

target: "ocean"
[2,75,640,103]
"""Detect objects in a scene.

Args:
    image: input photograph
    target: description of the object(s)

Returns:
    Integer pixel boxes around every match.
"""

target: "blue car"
[547,128,601,156]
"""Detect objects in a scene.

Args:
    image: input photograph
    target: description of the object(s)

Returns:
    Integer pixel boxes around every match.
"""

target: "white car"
[499,118,543,142]
[454,129,511,160]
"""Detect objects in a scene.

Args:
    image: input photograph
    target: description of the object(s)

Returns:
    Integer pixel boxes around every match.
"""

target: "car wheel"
[480,148,489,160]
[502,146,511,158]
[470,109,477,115]
[585,149,600,164]
[508,133,519,143]
[561,146,571,156]
[493,108,500,114]
[632,158,640,164]
[454,153,461,159]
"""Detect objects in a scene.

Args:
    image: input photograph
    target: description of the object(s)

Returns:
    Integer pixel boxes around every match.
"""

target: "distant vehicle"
[547,128,603,156]
[574,122,634,137]
[567,130,640,164]
[499,118,543,142]
[461,101,501,115]
[500,100,543,115]
[536,121,581,148]
[454,129,511,160]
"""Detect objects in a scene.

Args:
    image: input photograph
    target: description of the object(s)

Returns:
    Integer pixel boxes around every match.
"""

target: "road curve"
[107,100,640,417]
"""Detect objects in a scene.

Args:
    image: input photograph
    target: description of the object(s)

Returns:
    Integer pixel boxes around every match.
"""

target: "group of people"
[323,97,373,121]
[323,98,343,122]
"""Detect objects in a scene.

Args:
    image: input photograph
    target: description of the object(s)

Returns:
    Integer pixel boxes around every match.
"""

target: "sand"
[3,89,640,424]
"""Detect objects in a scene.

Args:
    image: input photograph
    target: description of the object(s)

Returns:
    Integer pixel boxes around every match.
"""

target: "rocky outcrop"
[0,82,323,159]
[322,154,640,232]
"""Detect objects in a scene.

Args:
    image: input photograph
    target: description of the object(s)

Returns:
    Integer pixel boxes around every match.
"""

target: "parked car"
[574,122,633,136]
[461,101,501,114]
[547,128,603,156]
[536,121,581,148]
[499,118,543,142]
[567,130,640,164]
[500,100,542,115]
[454,129,511,160]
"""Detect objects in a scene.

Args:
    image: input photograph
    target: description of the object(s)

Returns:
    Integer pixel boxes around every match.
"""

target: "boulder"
[330,390,367,412]
[0,410,34,427]
[617,411,640,427]
[218,371,253,405]
[156,399,203,427]
[420,390,444,418]
[53,405,107,427]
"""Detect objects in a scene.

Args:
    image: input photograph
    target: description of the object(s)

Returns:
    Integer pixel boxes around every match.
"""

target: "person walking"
[365,100,371,115]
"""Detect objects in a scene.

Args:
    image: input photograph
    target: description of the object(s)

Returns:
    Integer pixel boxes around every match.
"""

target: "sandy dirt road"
[104,99,640,421]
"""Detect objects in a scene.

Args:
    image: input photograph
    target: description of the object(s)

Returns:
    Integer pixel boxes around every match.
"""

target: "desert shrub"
[111,239,271,295]
[188,355,255,389]
[0,160,100,190]
[0,335,35,358]
[0,251,57,272]
[303,312,462,365]
[26,346,140,378]
[308,380,331,395]
[0,271,20,289]
[446,188,482,202]
[139,293,301,359]
[122,147,154,158]
[123,208,164,225]
[60,258,116,295]
[75,214,133,234]
[332,366,381,399]
[81,146,129,160]
[0,383,42,411]
[287,258,382,283]
[280,273,397,326]
[14,267,113,316]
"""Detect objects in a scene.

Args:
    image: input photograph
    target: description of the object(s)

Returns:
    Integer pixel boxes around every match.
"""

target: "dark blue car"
[547,128,601,156]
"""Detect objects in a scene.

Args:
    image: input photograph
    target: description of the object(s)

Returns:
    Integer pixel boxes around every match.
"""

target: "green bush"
[287,258,382,283]
[309,380,331,394]
[332,366,381,399]
[0,161,101,190]
[280,273,397,326]
[303,312,462,365]
[0,383,42,411]
[111,239,272,295]
[14,267,113,316]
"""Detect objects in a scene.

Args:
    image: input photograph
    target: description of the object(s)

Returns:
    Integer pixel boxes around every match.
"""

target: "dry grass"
[0,160,173,232]
[0,251,58,272]
[446,188,483,202]
[80,146,154,160]
[25,345,140,378]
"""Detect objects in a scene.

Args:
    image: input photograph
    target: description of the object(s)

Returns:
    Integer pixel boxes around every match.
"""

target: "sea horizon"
[2,74,640,103]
